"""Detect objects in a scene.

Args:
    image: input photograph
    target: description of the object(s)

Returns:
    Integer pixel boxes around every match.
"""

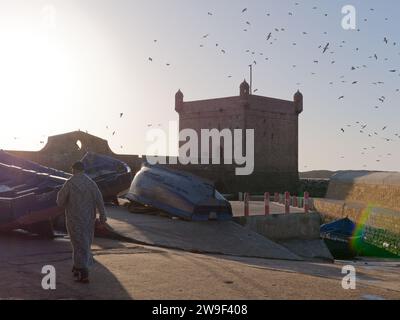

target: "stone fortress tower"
[175,80,303,193]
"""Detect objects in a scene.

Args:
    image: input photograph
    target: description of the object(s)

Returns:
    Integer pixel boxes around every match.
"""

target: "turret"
[240,80,250,99]
[175,89,184,112]
[294,90,303,114]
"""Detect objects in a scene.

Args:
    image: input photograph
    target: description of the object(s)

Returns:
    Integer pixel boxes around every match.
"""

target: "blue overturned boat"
[0,160,67,234]
[126,164,232,221]
[81,152,132,203]
[320,218,399,259]
[0,151,131,234]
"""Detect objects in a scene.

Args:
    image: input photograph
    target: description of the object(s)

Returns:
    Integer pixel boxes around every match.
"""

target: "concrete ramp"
[106,206,303,261]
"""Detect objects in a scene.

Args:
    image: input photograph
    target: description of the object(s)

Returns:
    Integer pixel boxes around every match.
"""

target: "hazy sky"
[0,0,399,171]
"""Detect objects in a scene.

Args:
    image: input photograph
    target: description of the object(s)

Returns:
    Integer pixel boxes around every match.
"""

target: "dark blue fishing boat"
[0,151,131,234]
[320,218,399,259]
[320,218,360,259]
[0,161,67,235]
[81,152,132,203]
[126,164,232,221]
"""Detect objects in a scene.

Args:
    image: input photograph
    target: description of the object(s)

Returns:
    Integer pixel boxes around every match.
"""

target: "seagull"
[323,43,329,53]
[242,8,247,13]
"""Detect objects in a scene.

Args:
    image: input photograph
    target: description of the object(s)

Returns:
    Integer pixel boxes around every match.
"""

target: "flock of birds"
[144,3,399,169]
[20,3,399,169]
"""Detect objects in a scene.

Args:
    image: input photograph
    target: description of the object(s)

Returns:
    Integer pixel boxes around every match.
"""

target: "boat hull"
[126,165,232,221]
[0,151,132,234]
[82,152,132,201]
[321,218,400,259]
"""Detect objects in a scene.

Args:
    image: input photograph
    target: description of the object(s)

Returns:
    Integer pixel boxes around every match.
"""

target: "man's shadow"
[0,231,133,300]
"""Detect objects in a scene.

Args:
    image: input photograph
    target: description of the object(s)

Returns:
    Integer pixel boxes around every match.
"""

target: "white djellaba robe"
[56,173,107,271]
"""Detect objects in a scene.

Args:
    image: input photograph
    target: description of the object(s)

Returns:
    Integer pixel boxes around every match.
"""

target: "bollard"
[285,191,290,214]
[274,192,279,202]
[293,195,298,208]
[264,192,270,215]
[244,192,250,216]
[304,191,310,214]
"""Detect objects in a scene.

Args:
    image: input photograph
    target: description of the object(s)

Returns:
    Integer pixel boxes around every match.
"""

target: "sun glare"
[0,25,72,150]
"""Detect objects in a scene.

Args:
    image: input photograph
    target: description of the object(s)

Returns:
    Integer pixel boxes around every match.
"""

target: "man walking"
[57,161,107,283]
